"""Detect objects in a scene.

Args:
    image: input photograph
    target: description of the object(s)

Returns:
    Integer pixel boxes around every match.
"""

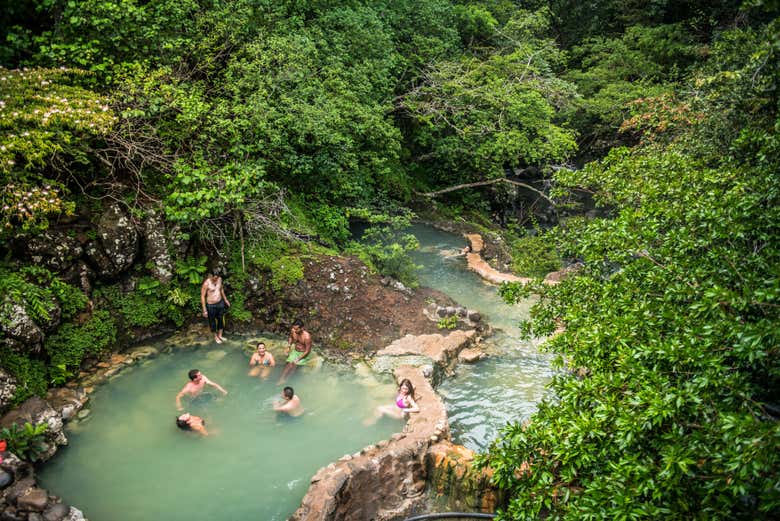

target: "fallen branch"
[416,177,554,205]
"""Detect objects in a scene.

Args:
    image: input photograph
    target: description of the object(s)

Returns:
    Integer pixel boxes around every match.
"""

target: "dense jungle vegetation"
[0,0,778,518]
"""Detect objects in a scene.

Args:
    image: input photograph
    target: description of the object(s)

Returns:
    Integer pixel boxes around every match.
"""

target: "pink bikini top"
[396,394,407,409]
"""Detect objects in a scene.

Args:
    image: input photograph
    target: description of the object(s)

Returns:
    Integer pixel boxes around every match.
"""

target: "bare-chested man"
[201,272,230,344]
[175,369,228,410]
[248,342,275,379]
[273,386,304,417]
[279,319,312,383]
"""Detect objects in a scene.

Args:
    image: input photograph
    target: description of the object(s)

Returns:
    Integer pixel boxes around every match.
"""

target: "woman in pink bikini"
[365,378,420,424]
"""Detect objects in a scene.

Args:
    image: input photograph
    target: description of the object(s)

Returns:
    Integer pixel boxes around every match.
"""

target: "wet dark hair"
[283,386,294,399]
[256,342,266,350]
[292,319,304,328]
[176,416,191,430]
[188,369,200,380]
[398,378,415,399]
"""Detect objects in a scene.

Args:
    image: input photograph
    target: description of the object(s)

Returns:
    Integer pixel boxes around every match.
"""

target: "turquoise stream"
[409,224,554,451]
[38,224,552,519]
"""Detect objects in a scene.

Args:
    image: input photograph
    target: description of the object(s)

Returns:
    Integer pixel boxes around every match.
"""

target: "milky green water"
[410,224,554,451]
[38,340,399,521]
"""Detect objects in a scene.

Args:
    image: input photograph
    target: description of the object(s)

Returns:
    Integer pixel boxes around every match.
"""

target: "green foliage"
[0,422,48,462]
[226,291,252,323]
[403,8,577,192]
[0,349,47,405]
[44,310,117,373]
[96,278,188,329]
[269,256,305,292]
[563,24,698,152]
[509,231,562,278]
[0,67,113,236]
[347,210,420,288]
[0,265,87,323]
[308,204,350,246]
[437,315,458,330]
[175,256,208,285]
[484,20,780,519]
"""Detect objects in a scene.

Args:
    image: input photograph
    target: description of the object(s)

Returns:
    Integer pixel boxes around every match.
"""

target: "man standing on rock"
[201,271,230,344]
[279,319,311,383]
[176,369,228,410]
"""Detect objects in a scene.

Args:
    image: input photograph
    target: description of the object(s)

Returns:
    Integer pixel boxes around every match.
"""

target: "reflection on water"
[38,342,398,521]
[410,224,554,451]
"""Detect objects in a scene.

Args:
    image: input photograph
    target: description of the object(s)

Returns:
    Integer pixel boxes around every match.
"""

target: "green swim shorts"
[286,350,309,366]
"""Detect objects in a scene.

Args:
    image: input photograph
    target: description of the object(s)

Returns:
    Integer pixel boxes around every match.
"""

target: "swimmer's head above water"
[176,413,192,430]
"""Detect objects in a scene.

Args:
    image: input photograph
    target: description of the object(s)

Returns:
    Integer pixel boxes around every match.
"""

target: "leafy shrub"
[0,422,48,462]
[269,256,305,292]
[175,256,208,285]
[346,211,420,288]
[309,204,350,245]
[0,265,87,323]
[226,291,252,323]
[437,315,458,330]
[0,349,47,405]
[44,310,117,372]
[510,232,562,278]
[95,280,186,329]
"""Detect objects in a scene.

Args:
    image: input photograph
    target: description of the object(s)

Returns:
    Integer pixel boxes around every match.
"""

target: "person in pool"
[273,386,304,417]
[279,319,312,383]
[176,369,228,410]
[364,378,420,424]
[248,342,275,378]
[176,413,208,436]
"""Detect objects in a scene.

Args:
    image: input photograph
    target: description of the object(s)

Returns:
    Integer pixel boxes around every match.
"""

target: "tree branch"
[416,177,554,205]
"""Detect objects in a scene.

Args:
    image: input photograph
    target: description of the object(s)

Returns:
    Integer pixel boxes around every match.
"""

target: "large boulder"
[25,231,83,274]
[0,300,44,354]
[142,209,174,283]
[0,397,67,462]
[85,203,138,279]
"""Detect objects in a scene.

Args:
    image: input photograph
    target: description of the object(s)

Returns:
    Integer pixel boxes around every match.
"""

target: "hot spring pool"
[38,338,400,521]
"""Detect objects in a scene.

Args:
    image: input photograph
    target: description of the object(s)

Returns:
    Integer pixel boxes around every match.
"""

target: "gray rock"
[0,452,28,479]
[63,507,85,521]
[0,470,12,488]
[29,513,44,521]
[4,477,35,503]
[85,203,138,279]
[43,503,69,521]
[17,487,48,511]
[467,311,481,323]
[25,231,83,273]
[1,507,24,521]
[60,406,75,421]
[142,209,173,283]
[0,300,44,353]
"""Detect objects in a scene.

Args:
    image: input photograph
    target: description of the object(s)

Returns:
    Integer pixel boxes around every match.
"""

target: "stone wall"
[290,365,449,521]
[291,330,498,521]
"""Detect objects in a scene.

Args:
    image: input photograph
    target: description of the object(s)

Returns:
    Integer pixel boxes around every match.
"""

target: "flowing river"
[409,224,554,451]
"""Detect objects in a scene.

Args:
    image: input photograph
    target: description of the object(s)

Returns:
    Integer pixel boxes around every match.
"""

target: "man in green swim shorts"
[279,319,311,383]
